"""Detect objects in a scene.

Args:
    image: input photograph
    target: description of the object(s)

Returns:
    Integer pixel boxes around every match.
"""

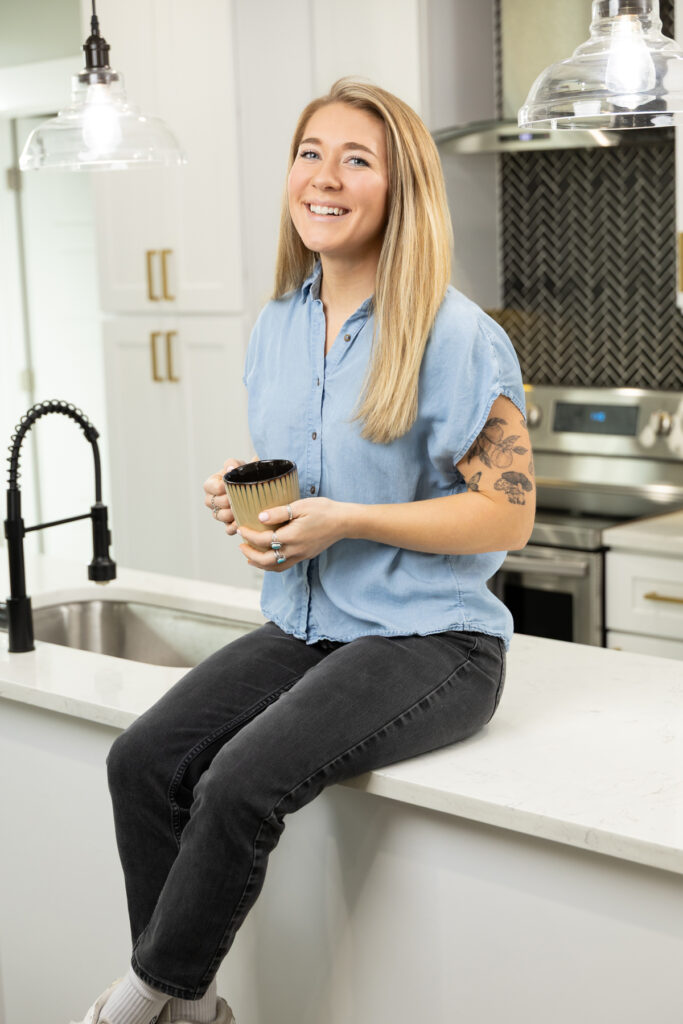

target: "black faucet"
[3,400,116,653]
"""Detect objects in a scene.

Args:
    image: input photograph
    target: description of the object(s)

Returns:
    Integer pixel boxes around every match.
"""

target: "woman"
[73,78,534,1024]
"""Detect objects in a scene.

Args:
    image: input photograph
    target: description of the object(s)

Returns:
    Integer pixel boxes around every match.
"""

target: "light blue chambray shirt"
[242,262,526,650]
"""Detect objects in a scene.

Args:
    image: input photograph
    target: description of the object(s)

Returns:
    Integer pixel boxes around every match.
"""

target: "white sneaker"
[68,978,123,1024]
[158,996,236,1024]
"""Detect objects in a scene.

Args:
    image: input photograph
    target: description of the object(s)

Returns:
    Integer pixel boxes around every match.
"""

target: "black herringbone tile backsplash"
[490,0,683,389]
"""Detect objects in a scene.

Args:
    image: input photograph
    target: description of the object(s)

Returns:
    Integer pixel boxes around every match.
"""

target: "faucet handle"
[89,502,117,583]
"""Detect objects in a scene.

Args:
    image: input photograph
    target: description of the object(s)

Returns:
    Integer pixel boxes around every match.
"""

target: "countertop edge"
[339,773,683,877]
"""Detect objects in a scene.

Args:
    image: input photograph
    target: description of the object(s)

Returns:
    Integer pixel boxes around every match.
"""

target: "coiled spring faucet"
[3,400,116,653]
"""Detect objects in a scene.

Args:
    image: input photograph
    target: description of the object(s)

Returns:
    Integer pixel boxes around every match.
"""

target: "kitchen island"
[1,555,682,1024]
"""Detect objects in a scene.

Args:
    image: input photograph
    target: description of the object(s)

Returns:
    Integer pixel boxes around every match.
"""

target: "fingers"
[204,459,245,526]
[237,523,287,549]
[237,533,293,573]
[237,523,294,568]
[255,502,299,526]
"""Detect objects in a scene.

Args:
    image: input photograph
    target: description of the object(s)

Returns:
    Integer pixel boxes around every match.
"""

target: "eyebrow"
[299,137,376,157]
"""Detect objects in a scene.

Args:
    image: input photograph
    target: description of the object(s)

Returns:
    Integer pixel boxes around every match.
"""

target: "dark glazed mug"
[223,459,300,532]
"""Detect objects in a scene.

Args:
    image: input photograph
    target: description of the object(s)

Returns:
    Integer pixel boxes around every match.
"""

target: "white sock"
[99,966,169,1024]
[168,979,218,1022]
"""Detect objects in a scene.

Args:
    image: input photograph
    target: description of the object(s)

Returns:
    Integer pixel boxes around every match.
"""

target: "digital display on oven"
[552,402,639,436]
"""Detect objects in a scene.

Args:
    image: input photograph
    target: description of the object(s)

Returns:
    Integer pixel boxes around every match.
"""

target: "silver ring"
[274,549,286,565]
[286,504,293,522]
[211,495,219,519]
[270,529,280,551]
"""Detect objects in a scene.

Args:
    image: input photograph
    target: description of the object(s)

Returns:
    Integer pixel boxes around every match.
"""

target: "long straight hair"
[273,78,452,445]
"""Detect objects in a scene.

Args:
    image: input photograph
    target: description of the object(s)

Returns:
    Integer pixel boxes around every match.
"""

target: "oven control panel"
[523,385,683,459]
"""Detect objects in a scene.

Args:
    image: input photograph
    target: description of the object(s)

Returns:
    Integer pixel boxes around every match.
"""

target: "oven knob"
[654,410,673,437]
[526,403,542,428]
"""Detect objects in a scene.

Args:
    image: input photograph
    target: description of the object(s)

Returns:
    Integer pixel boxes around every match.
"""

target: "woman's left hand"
[235,497,349,572]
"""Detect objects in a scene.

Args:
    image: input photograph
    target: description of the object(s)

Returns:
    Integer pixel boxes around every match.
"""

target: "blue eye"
[299,149,319,159]
[348,156,369,167]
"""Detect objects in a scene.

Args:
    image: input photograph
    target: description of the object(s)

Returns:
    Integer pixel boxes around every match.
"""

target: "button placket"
[307,301,324,498]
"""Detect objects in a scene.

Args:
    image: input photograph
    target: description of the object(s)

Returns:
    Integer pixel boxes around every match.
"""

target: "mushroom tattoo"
[494,471,534,505]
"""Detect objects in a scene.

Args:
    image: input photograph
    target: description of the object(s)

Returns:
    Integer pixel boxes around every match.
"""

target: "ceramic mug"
[223,459,299,532]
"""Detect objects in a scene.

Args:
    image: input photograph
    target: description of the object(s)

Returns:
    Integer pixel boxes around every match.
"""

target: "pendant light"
[19,0,186,171]
[518,0,683,130]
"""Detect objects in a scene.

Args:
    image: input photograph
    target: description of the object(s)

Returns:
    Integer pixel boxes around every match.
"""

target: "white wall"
[0,0,81,68]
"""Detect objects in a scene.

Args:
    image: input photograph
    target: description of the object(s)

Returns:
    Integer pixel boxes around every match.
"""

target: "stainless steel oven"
[489,385,683,646]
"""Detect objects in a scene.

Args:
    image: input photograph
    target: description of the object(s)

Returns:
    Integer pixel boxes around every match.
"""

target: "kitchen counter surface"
[1,553,682,876]
[603,508,683,556]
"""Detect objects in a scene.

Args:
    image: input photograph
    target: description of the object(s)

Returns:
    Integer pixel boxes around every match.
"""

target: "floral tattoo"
[466,416,528,469]
[465,416,534,505]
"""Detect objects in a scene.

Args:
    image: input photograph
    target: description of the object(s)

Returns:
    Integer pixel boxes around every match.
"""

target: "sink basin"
[30,600,258,668]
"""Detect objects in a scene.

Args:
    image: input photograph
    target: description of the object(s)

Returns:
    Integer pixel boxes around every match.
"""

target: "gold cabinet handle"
[150,331,164,381]
[146,250,160,301]
[161,249,175,301]
[165,330,180,381]
[643,590,683,606]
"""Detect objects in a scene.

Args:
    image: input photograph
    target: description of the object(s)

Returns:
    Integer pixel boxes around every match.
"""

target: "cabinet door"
[83,0,173,313]
[103,316,260,588]
[173,315,260,589]
[103,317,195,577]
[676,0,683,309]
[89,0,243,315]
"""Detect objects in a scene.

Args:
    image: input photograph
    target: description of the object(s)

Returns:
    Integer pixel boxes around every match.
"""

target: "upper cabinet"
[83,0,243,314]
[676,0,683,310]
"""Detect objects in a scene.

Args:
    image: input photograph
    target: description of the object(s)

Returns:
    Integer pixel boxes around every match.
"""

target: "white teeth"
[308,204,347,216]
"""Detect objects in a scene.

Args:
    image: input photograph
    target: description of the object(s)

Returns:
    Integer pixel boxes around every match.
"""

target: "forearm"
[344,490,532,555]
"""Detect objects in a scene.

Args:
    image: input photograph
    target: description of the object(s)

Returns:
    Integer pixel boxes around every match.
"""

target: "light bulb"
[605,16,657,107]
[80,83,123,155]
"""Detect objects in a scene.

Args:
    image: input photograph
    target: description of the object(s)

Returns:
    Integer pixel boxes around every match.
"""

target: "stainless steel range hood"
[434,0,674,153]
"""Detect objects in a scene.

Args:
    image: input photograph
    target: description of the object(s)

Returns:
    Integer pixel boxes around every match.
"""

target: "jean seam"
[167,672,306,846]
[486,637,506,723]
[200,635,480,987]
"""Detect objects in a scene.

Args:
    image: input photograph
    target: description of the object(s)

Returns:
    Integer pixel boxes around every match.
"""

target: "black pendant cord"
[83,0,111,72]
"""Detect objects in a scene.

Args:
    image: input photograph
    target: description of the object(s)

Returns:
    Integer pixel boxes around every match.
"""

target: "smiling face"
[287,102,389,266]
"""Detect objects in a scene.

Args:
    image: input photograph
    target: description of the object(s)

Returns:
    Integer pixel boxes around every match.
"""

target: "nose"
[311,155,341,191]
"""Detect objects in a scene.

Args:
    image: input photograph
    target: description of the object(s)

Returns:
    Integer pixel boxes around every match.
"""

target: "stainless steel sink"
[30,600,259,667]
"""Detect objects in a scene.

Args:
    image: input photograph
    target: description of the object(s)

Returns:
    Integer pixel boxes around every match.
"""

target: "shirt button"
[310,486,316,494]
[316,377,320,386]
[312,432,317,440]
[343,333,351,341]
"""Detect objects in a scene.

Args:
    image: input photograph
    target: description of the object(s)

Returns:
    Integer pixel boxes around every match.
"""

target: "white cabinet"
[605,550,683,660]
[103,316,260,588]
[607,630,683,660]
[676,0,683,309]
[85,0,243,314]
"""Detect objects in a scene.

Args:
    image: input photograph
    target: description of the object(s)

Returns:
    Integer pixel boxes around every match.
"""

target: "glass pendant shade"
[20,68,186,171]
[519,0,683,130]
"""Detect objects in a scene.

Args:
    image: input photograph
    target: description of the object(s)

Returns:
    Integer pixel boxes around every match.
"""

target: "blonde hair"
[273,78,452,444]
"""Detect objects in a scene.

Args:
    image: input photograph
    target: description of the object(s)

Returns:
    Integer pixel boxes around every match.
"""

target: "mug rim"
[223,459,296,486]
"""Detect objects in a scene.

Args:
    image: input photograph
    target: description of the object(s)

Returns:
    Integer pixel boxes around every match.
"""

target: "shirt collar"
[300,260,374,318]
[300,261,323,303]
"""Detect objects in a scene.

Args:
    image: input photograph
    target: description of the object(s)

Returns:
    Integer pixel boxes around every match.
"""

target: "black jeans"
[106,621,506,999]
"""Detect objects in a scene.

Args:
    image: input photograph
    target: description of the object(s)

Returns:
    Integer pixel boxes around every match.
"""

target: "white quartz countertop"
[1,554,682,876]
[603,508,683,555]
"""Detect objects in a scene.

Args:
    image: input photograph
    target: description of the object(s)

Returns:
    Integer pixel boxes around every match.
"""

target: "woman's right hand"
[203,458,245,535]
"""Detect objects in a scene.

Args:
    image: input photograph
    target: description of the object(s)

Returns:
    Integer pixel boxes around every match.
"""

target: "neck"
[318,248,379,313]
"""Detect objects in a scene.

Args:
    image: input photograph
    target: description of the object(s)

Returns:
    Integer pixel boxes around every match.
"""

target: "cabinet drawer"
[606,551,683,641]
[606,630,683,661]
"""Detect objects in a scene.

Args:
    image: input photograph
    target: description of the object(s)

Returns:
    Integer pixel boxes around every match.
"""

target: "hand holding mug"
[203,458,245,535]
[237,496,348,572]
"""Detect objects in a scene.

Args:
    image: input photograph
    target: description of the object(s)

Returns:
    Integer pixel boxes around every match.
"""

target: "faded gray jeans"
[106,621,506,999]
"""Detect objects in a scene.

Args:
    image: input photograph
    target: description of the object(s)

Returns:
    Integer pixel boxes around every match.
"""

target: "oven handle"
[502,554,589,578]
